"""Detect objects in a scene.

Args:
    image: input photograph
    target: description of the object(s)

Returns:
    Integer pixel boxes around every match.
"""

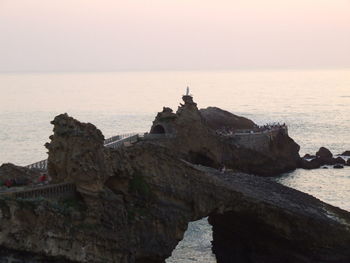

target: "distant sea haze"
[1,69,350,262]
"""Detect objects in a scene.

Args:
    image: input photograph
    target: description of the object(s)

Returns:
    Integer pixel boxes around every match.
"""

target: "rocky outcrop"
[150,96,301,176]
[316,147,333,159]
[45,113,113,193]
[334,156,346,165]
[301,148,347,169]
[1,114,350,263]
[302,153,316,159]
[199,107,256,131]
[341,150,350,156]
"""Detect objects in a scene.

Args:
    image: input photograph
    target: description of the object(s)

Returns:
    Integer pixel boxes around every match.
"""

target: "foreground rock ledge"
[1,114,350,263]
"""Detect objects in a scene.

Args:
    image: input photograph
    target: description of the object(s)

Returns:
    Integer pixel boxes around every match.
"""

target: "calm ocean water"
[0,69,350,262]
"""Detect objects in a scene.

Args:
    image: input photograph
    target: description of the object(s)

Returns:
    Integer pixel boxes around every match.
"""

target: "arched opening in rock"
[166,217,216,263]
[188,151,217,168]
[151,125,166,134]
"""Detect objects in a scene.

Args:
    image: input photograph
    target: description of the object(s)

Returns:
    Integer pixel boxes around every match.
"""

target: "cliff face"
[46,113,113,192]
[1,114,350,263]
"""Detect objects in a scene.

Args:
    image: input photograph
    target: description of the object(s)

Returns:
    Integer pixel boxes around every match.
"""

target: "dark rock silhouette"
[302,153,316,159]
[1,97,350,263]
[334,156,346,165]
[316,147,333,159]
[301,148,348,169]
[341,150,350,156]
[1,111,350,263]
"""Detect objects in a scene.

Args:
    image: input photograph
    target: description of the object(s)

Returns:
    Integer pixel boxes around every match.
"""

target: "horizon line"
[1,66,350,74]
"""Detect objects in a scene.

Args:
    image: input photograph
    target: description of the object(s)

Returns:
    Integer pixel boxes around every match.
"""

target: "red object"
[5,179,13,187]
[38,175,47,182]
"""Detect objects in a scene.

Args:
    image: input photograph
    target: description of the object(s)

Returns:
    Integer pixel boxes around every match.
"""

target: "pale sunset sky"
[0,0,349,72]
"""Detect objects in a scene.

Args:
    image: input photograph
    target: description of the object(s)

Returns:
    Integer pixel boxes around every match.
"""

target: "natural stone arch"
[25,113,349,263]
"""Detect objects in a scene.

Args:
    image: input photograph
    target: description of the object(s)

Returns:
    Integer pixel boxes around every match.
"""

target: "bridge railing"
[0,182,76,200]
[26,159,48,170]
[104,133,139,145]
[105,134,139,149]
[219,126,288,137]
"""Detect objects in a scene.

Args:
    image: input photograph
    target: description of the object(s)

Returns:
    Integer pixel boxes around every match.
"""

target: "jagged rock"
[199,107,256,131]
[341,150,350,156]
[1,114,350,263]
[301,155,347,169]
[300,158,323,169]
[302,153,316,159]
[300,147,338,169]
[334,156,346,165]
[45,113,112,193]
[316,147,333,159]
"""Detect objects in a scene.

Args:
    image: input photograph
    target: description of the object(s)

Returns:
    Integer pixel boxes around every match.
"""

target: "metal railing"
[105,134,139,149]
[0,182,76,200]
[104,133,139,145]
[26,159,48,170]
[218,126,288,137]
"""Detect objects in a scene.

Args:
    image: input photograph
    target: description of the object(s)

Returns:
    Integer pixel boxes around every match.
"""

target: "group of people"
[216,122,287,136]
[255,123,287,132]
[1,173,49,189]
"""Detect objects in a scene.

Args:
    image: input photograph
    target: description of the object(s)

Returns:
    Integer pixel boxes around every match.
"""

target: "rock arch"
[22,113,349,263]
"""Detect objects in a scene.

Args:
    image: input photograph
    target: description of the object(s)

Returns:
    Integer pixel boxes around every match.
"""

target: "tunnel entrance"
[151,125,166,134]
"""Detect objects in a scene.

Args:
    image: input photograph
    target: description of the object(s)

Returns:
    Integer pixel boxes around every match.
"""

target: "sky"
[0,0,349,72]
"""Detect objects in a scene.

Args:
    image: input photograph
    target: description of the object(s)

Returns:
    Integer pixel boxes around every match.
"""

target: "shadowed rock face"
[1,114,350,263]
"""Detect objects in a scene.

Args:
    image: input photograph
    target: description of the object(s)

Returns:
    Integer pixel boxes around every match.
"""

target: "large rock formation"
[1,114,350,263]
[316,147,333,159]
[301,147,347,169]
[199,107,256,131]
[45,113,113,193]
[150,96,301,176]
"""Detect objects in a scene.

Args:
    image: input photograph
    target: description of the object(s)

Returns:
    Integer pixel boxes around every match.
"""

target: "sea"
[0,69,350,262]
